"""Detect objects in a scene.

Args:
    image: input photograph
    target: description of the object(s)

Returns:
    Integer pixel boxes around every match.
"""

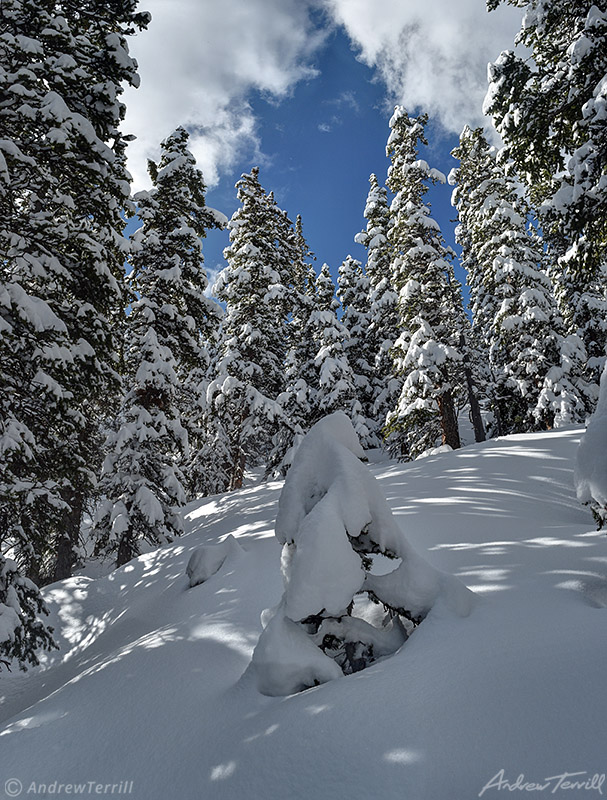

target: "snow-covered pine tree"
[485,0,607,401]
[0,0,149,588]
[131,127,225,501]
[0,554,57,671]
[94,128,223,566]
[337,256,378,447]
[384,107,463,458]
[306,264,369,442]
[444,258,488,444]
[355,174,402,444]
[450,126,587,432]
[251,413,474,696]
[575,363,607,528]
[268,216,318,475]
[209,168,288,489]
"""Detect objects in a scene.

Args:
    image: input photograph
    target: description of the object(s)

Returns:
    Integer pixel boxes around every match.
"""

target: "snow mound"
[186,534,243,588]
[575,363,607,524]
[251,412,474,696]
[416,443,453,459]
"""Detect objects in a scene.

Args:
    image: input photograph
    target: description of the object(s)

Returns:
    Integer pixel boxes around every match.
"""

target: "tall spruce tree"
[355,174,402,443]
[384,107,463,457]
[307,264,366,436]
[451,126,587,432]
[485,0,607,399]
[210,168,288,489]
[94,129,223,565]
[337,256,378,447]
[269,217,318,475]
[0,0,148,670]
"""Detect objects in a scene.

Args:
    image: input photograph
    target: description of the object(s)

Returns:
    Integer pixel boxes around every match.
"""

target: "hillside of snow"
[2,428,607,799]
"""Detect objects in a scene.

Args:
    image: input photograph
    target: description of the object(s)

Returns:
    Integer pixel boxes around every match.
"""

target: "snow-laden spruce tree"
[0,555,56,671]
[130,127,225,501]
[94,128,222,566]
[337,256,378,447]
[485,0,607,400]
[575,363,607,527]
[355,174,402,444]
[209,168,287,489]
[251,412,474,696]
[269,217,318,475]
[385,107,464,457]
[307,264,369,442]
[0,0,149,588]
[450,126,587,432]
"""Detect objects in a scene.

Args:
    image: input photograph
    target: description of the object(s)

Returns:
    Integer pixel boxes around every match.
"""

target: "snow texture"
[1,427,607,800]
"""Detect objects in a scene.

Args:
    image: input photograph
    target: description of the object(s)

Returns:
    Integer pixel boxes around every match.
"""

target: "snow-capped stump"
[575,364,607,527]
[251,412,474,696]
[186,535,243,588]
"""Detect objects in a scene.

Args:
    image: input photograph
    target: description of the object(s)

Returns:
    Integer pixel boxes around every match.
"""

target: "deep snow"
[1,427,606,800]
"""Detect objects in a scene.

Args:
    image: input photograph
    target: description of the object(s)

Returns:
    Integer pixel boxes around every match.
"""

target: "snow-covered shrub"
[0,556,57,671]
[575,364,607,527]
[251,412,473,696]
[186,535,243,588]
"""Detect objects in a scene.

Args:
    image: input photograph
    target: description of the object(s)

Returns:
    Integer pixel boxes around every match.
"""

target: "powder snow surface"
[1,429,606,799]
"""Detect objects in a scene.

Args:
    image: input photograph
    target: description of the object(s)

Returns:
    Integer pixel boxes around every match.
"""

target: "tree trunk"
[53,490,84,582]
[230,449,246,491]
[458,335,485,443]
[437,391,461,450]
[464,366,486,443]
[117,532,136,568]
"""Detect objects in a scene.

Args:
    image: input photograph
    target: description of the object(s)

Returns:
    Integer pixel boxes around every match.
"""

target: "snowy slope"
[1,428,607,800]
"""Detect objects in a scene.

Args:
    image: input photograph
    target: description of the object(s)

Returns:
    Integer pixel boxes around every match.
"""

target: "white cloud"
[123,0,324,189]
[322,0,522,135]
[122,0,523,192]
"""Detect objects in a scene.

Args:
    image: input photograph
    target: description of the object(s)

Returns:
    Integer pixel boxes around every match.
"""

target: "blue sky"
[202,28,462,289]
[123,0,522,295]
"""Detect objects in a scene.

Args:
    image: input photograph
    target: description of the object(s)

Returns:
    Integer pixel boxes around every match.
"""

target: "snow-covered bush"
[186,535,243,588]
[251,412,473,696]
[0,556,57,671]
[575,364,607,527]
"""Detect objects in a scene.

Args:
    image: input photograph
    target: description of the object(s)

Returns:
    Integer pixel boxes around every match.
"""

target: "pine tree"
[384,107,463,457]
[355,174,401,443]
[450,126,587,432]
[132,127,225,500]
[94,128,221,566]
[308,264,368,440]
[337,256,378,447]
[0,555,57,671]
[210,168,288,489]
[269,217,318,475]
[0,0,149,593]
[485,0,607,399]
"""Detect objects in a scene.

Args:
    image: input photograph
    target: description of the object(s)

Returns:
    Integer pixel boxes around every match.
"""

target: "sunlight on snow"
[383,749,423,765]
[0,711,68,737]
[305,704,331,715]
[210,761,237,781]
[243,724,280,743]
[188,621,255,657]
